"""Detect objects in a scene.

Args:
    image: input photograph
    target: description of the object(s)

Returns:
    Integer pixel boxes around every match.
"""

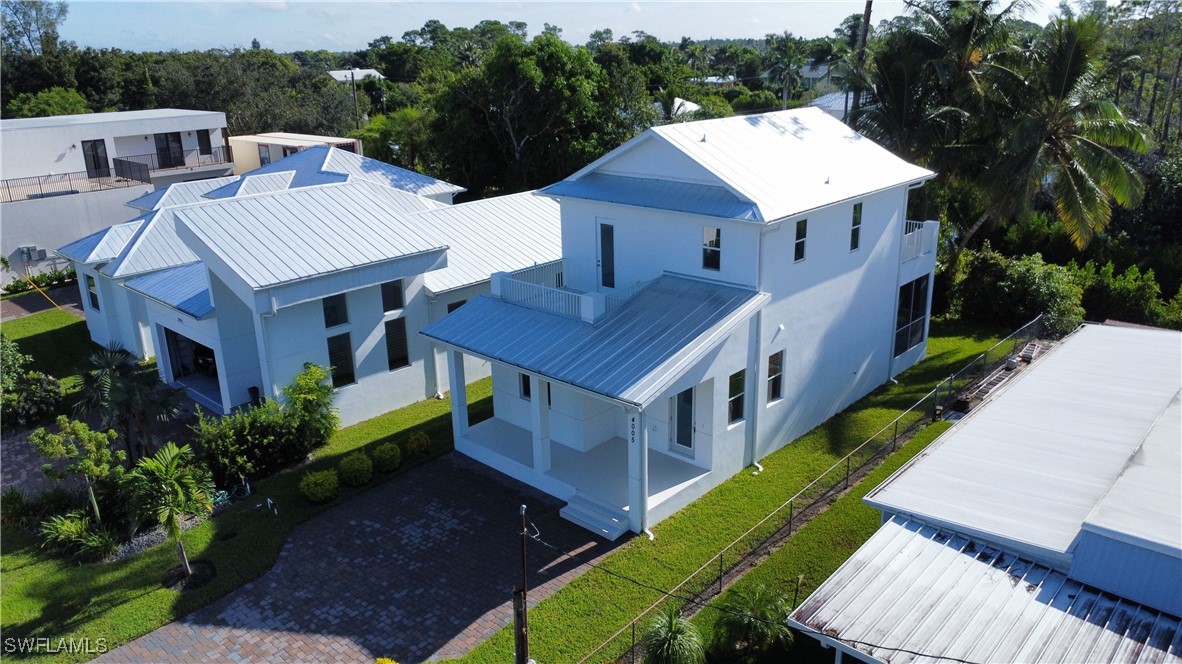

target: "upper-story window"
[327,333,355,387]
[767,350,784,403]
[381,280,404,312]
[794,219,808,262]
[728,370,746,424]
[850,203,863,252]
[258,144,271,166]
[894,275,930,356]
[385,318,410,371]
[197,130,212,156]
[702,227,721,271]
[85,274,100,311]
[447,300,467,313]
[520,373,532,400]
[322,294,348,328]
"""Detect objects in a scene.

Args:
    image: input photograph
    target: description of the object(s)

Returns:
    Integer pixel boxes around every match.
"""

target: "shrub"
[2,371,64,427]
[1069,260,1166,326]
[1,333,30,393]
[283,363,339,451]
[711,584,794,661]
[1,487,36,528]
[36,486,83,518]
[39,510,91,553]
[197,399,297,486]
[79,527,119,561]
[339,452,374,487]
[406,431,431,458]
[299,469,339,503]
[954,245,1085,334]
[372,442,402,473]
[642,605,705,664]
[3,278,32,295]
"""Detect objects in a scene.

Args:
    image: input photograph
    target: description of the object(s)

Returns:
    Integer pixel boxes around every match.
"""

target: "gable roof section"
[422,275,768,406]
[101,208,198,279]
[125,176,240,211]
[409,191,562,294]
[552,108,933,223]
[545,174,760,220]
[123,262,213,319]
[56,219,144,264]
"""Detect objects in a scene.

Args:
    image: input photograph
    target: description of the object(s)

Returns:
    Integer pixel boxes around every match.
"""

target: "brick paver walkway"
[99,454,622,663]
[0,284,84,321]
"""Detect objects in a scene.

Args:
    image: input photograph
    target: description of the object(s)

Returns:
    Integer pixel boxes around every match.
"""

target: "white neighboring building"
[327,68,385,83]
[423,108,940,539]
[0,109,234,282]
[228,133,364,175]
[789,323,1182,664]
[57,147,557,426]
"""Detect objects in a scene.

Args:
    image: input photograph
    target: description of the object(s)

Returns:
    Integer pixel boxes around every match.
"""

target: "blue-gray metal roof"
[125,176,239,211]
[101,209,200,279]
[543,174,760,221]
[123,262,213,319]
[204,147,346,198]
[56,219,144,263]
[790,516,1182,664]
[422,276,768,406]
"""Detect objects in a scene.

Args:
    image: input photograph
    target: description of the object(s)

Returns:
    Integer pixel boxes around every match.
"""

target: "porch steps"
[560,493,629,541]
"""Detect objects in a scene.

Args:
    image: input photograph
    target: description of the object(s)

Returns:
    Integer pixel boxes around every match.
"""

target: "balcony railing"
[901,219,939,263]
[494,260,655,324]
[1,168,152,203]
[112,145,234,175]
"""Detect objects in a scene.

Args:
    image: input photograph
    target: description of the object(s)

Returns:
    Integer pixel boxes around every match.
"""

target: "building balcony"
[0,168,152,204]
[112,145,234,180]
[491,259,653,324]
[902,219,939,264]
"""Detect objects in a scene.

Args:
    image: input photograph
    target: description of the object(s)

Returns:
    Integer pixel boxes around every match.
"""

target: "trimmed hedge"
[298,469,340,504]
[338,452,373,487]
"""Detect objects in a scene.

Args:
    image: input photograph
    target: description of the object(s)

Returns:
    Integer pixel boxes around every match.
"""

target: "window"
[520,373,532,400]
[258,144,271,166]
[794,219,808,262]
[385,318,409,371]
[599,222,615,289]
[894,275,930,356]
[322,294,348,327]
[327,333,355,387]
[85,274,100,311]
[381,280,404,312]
[81,139,110,178]
[728,370,745,424]
[197,129,212,156]
[546,382,552,408]
[767,351,784,402]
[446,300,467,314]
[850,203,863,251]
[702,227,721,271]
[282,146,299,158]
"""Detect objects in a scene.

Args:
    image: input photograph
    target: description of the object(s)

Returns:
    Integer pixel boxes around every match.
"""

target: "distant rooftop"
[1,109,224,132]
[230,132,358,147]
[327,68,385,83]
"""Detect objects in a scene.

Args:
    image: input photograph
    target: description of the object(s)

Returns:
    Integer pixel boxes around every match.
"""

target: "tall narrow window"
[794,219,808,262]
[767,350,784,402]
[894,275,930,356]
[546,382,552,408]
[258,144,271,166]
[197,129,212,156]
[702,227,721,271]
[322,294,348,327]
[520,373,532,400]
[599,222,615,289]
[850,203,863,251]
[384,318,410,370]
[85,274,100,311]
[327,333,355,387]
[728,370,745,424]
[381,280,404,312]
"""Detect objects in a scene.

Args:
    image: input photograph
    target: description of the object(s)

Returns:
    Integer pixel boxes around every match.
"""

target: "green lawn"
[0,378,493,663]
[1,310,91,395]
[457,319,1007,663]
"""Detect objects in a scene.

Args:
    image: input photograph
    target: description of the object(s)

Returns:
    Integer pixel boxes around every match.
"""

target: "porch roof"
[56,218,144,263]
[422,275,768,407]
[123,262,212,319]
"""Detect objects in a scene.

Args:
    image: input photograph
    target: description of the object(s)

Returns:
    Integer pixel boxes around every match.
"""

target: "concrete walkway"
[99,454,621,663]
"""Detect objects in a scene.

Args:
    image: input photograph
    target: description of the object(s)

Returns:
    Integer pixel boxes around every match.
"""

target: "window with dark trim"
[520,373,531,400]
[85,274,100,311]
[258,144,271,165]
[385,318,409,371]
[767,350,784,402]
[381,280,404,312]
[546,382,552,408]
[322,294,348,327]
[850,202,863,251]
[894,274,930,356]
[327,333,355,387]
[728,370,745,424]
[197,130,212,156]
[702,227,721,271]
[446,299,466,313]
[794,219,808,262]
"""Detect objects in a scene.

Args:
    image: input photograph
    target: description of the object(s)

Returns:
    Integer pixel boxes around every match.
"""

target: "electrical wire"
[523,520,982,664]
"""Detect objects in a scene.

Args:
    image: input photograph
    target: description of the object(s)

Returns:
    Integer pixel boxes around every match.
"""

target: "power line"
[524,520,982,664]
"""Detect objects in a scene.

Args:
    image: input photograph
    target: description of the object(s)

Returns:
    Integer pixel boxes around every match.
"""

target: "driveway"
[99,453,621,662]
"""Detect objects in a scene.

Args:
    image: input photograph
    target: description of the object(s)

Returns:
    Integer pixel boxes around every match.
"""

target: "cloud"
[249,1,290,11]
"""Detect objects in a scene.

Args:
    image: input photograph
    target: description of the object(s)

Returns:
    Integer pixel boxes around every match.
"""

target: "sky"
[59,0,1066,54]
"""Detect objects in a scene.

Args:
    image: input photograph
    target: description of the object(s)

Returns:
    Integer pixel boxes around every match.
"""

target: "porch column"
[447,349,469,436]
[627,407,649,534]
[530,376,551,472]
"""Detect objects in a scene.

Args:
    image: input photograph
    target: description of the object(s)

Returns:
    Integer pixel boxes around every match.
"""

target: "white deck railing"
[509,259,564,288]
[493,260,655,323]
[901,220,938,263]
[500,277,582,318]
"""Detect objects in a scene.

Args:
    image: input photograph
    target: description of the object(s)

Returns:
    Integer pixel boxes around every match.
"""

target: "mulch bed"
[161,560,217,592]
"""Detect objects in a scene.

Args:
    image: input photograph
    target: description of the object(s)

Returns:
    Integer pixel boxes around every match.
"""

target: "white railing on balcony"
[901,220,938,263]
[500,276,582,319]
[509,259,565,288]
[494,260,654,323]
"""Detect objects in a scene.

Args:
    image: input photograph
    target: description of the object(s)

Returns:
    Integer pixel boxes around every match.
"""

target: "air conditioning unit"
[18,245,47,262]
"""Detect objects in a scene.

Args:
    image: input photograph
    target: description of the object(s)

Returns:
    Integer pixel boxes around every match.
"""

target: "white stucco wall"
[425,284,492,396]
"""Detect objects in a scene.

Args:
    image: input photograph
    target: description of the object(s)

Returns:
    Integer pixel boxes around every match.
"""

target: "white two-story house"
[422,108,939,539]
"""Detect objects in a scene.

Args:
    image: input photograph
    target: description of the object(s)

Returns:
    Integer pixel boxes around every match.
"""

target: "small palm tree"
[129,443,213,576]
[714,584,795,662]
[641,605,705,664]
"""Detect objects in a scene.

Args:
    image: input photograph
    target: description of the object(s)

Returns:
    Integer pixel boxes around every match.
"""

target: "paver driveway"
[99,454,621,663]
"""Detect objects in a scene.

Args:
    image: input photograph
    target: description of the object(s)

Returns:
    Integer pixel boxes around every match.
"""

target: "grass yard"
[1,309,91,395]
[0,378,493,663]
[457,319,1007,663]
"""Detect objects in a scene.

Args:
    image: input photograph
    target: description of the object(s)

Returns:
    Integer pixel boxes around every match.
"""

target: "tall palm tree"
[641,605,706,664]
[129,442,213,577]
[713,584,795,662]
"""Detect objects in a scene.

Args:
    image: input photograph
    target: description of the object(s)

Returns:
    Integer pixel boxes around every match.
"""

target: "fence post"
[894,419,899,445]
[788,501,794,534]
[631,621,636,664]
[845,457,851,489]
[719,553,724,595]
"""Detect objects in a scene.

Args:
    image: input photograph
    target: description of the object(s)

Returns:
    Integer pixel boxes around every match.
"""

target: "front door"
[672,386,694,454]
[81,139,110,178]
[154,132,184,169]
[598,221,615,289]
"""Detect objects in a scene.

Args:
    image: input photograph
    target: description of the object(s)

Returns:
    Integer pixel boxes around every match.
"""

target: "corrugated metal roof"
[327,68,385,82]
[865,324,1182,565]
[323,147,465,197]
[236,172,295,197]
[123,262,212,319]
[409,191,561,294]
[1,108,222,131]
[174,181,446,290]
[790,516,1182,664]
[56,219,144,263]
[544,174,760,220]
[101,209,200,279]
[125,176,239,211]
[810,90,850,115]
[562,108,933,223]
[422,275,768,406]
[204,148,345,199]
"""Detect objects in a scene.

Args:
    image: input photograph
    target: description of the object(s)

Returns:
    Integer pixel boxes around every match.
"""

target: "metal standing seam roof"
[421,275,769,406]
[789,516,1182,664]
[101,208,200,279]
[810,90,851,116]
[323,147,466,197]
[543,174,760,221]
[173,181,446,290]
[865,324,1182,563]
[125,176,240,211]
[56,219,144,263]
[122,262,212,319]
[0,108,222,131]
[408,191,562,294]
[327,68,385,82]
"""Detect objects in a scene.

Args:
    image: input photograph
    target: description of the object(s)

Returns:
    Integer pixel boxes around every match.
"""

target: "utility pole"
[350,69,360,131]
[514,505,530,664]
[849,0,873,121]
